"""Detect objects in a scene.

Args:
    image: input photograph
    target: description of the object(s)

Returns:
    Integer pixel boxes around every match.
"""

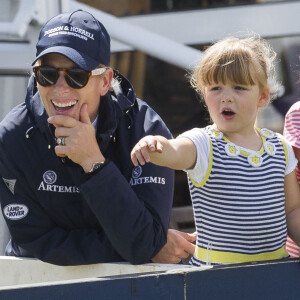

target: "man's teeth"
[52,100,77,107]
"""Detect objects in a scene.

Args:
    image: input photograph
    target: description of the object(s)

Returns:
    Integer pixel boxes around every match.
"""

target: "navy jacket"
[0,74,174,266]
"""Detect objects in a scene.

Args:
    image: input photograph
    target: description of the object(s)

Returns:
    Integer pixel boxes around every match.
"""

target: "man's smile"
[51,100,78,112]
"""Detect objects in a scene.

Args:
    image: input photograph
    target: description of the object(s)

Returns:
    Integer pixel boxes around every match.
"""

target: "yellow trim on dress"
[223,135,266,157]
[195,245,288,264]
[276,133,288,165]
[188,136,213,188]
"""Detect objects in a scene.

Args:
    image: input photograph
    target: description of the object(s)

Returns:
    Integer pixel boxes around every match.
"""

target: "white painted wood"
[0,256,205,288]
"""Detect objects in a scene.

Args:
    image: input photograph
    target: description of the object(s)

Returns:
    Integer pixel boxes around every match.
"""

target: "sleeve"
[177,128,210,183]
[283,102,300,149]
[0,168,124,265]
[77,104,175,265]
[285,139,298,175]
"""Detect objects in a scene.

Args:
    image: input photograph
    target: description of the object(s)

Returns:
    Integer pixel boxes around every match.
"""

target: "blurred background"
[0,0,300,232]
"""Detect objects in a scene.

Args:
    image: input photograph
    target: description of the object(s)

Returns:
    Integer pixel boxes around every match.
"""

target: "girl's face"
[203,81,269,136]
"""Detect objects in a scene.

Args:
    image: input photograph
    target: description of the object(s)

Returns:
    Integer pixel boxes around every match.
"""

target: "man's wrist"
[81,153,105,173]
[88,160,106,173]
[84,159,109,178]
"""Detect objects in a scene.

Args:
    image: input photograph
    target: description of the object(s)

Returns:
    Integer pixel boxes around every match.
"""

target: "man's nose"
[54,71,70,90]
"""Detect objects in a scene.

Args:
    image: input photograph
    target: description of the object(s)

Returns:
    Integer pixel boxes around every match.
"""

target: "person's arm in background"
[285,170,300,246]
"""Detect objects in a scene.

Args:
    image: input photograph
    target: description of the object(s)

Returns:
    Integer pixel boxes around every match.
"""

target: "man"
[0,9,195,265]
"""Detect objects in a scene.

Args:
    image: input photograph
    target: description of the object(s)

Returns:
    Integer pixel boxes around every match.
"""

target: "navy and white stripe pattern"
[189,127,287,266]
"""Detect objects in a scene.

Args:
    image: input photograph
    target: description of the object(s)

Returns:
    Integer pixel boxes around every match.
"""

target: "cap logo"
[44,25,94,41]
[33,10,111,69]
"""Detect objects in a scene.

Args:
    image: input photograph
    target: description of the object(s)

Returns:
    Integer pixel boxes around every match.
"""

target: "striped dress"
[185,126,289,266]
[284,101,300,258]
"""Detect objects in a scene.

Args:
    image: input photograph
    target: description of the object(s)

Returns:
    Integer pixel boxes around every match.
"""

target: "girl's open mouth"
[222,110,235,116]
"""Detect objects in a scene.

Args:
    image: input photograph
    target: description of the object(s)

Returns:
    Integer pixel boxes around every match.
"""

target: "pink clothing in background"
[284,101,300,257]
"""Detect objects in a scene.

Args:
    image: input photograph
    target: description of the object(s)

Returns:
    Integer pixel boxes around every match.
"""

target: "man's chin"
[51,111,79,120]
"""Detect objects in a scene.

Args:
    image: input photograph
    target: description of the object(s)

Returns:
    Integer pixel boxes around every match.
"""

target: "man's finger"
[176,230,197,243]
[186,232,197,242]
[79,104,92,124]
[184,241,196,255]
[169,229,196,255]
[48,115,77,128]
[54,127,72,138]
[153,255,181,264]
[55,145,68,157]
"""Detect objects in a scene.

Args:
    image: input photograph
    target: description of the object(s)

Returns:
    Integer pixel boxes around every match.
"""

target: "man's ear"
[258,87,270,107]
[99,68,114,96]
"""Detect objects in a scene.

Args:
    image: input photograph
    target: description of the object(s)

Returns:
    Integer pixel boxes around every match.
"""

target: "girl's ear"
[258,87,270,107]
[99,68,114,96]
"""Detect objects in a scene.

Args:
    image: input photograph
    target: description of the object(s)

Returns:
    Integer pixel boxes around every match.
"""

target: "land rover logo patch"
[4,204,28,220]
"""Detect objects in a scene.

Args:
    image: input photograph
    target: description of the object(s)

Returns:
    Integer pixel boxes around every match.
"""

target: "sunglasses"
[33,66,107,89]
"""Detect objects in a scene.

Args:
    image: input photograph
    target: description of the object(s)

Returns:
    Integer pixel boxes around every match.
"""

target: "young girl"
[284,101,300,258]
[131,35,300,266]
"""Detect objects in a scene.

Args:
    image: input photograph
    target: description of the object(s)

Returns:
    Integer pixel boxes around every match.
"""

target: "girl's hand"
[131,135,163,166]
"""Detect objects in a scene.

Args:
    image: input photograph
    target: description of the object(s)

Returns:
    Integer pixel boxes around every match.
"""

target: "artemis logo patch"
[132,166,142,179]
[43,171,57,184]
[129,166,165,186]
[4,204,28,220]
[38,170,80,193]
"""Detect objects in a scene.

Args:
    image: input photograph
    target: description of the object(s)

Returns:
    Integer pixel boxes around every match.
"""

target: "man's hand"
[152,229,196,264]
[48,104,105,172]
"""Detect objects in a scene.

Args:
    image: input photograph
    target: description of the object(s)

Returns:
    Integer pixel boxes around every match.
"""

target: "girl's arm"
[131,135,197,170]
[285,170,300,246]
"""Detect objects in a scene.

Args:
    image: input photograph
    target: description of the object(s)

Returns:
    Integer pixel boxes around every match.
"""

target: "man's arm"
[77,135,175,264]
[0,177,123,265]
[47,105,176,264]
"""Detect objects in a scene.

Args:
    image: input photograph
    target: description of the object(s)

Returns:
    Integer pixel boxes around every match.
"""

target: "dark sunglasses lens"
[36,67,59,86]
[65,69,89,89]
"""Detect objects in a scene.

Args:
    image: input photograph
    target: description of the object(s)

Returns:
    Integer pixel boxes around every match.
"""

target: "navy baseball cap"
[32,9,110,70]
